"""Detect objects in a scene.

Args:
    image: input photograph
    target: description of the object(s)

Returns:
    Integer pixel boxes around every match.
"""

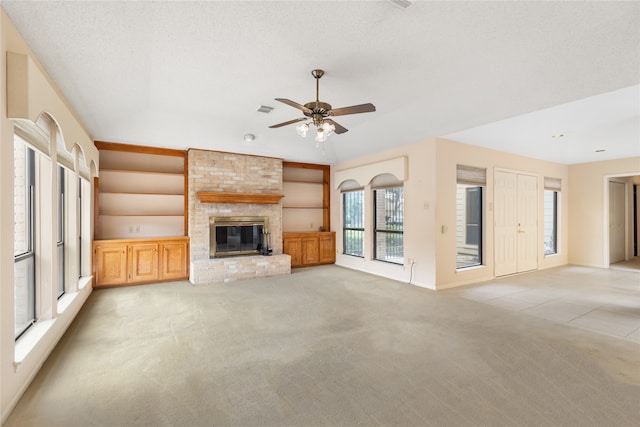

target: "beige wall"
[434,138,569,288]
[568,158,640,267]
[331,137,570,290]
[331,139,438,289]
[1,10,98,423]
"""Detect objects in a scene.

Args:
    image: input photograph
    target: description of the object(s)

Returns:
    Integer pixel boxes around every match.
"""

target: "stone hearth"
[188,149,290,284]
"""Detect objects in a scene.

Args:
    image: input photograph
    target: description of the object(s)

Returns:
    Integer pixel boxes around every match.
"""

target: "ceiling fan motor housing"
[304,101,332,126]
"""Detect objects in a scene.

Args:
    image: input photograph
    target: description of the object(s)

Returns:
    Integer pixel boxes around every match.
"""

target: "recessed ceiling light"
[551,133,564,139]
[595,149,606,153]
[243,133,255,142]
[257,105,273,113]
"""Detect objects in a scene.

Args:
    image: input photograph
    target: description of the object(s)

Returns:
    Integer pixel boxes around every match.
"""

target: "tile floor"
[444,260,640,343]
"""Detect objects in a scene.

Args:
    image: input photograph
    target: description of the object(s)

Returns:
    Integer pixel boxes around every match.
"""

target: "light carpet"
[5,265,640,426]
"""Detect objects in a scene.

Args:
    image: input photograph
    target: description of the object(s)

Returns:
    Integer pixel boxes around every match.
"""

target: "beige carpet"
[5,265,640,426]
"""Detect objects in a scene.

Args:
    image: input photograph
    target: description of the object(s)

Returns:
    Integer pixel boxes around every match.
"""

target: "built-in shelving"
[95,141,187,239]
[282,162,329,233]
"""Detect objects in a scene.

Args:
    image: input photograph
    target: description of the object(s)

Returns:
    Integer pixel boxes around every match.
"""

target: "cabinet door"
[283,237,302,267]
[160,241,188,280]
[128,243,159,283]
[302,236,320,265]
[95,243,127,286]
[319,234,336,264]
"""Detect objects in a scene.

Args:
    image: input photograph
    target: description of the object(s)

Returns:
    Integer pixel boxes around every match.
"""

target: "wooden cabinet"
[302,236,320,264]
[319,233,336,264]
[94,243,127,286]
[93,237,189,287]
[129,242,159,283]
[160,241,189,280]
[283,232,335,267]
[283,237,302,267]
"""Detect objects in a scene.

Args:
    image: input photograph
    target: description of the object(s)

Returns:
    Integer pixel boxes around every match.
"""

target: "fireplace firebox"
[209,216,270,258]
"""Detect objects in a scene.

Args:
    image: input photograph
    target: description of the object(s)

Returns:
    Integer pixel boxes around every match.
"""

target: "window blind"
[457,165,486,185]
[13,120,50,157]
[544,177,561,191]
[339,179,363,192]
[369,172,403,189]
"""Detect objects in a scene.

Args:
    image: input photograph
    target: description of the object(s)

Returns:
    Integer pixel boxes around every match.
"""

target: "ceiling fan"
[269,69,376,142]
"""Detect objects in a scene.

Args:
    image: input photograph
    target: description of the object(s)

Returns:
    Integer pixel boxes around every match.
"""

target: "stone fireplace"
[188,149,290,284]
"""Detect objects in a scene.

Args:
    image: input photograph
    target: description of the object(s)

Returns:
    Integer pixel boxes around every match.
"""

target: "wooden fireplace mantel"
[196,191,284,204]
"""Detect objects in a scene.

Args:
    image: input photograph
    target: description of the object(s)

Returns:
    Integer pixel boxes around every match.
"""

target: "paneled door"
[128,243,159,283]
[609,181,626,264]
[494,171,538,276]
[494,171,517,276]
[516,174,538,273]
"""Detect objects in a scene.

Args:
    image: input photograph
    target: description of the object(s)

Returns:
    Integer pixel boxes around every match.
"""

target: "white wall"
[1,10,98,423]
[568,158,640,267]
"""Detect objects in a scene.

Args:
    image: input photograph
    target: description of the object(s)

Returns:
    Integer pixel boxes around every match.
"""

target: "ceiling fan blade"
[269,117,308,128]
[275,98,312,115]
[325,119,348,134]
[328,103,376,116]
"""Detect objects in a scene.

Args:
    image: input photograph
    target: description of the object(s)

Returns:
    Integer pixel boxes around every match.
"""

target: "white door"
[494,171,517,276]
[517,174,538,273]
[609,181,626,264]
[494,171,538,276]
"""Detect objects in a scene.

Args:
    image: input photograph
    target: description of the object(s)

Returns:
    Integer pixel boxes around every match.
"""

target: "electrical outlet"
[128,225,134,233]
[135,225,141,233]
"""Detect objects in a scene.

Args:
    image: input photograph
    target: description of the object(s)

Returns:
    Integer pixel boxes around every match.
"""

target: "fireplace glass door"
[216,225,263,255]
[209,216,268,258]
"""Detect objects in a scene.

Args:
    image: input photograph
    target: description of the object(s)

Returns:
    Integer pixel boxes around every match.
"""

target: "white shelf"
[282,181,323,208]
[283,167,323,183]
[99,150,184,173]
[99,193,184,216]
[100,170,184,194]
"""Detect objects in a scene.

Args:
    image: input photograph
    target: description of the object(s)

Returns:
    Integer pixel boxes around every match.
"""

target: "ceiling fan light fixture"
[269,69,376,147]
[296,122,310,137]
[315,129,327,143]
[315,122,335,143]
[322,122,335,136]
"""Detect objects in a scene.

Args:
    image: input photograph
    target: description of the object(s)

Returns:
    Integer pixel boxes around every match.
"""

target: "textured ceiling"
[1,1,639,165]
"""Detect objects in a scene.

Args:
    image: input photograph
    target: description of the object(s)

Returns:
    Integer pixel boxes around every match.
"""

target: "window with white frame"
[456,165,486,269]
[57,166,66,298]
[373,187,404,263]
[544,177,561,255]
[77,149,91,280]
[14,138,36,339]
[343,190,364,257]
[78,177,83,277]
[12,114,92,340]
